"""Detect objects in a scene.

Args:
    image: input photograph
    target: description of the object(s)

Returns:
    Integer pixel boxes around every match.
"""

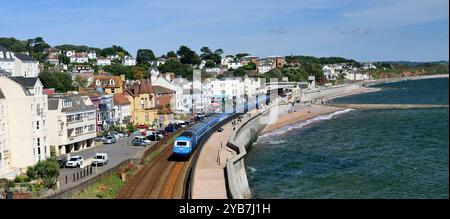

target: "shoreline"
[263,74,448,135]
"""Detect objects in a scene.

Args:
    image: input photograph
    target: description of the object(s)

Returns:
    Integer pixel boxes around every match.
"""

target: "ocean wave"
[261,108,354,138]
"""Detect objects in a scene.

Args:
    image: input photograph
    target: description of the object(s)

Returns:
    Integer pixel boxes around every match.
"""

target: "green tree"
[177,45,201,65]
[103,64,133,79]
[243,62,256,70]
[73,75,89,92]
[235,53,250,60]
[158,59,193,79]
[132,66,146,80]
[39,72,74,92]
[100,45,130,57]
[167,51,177,59]
[205,60,216,68]
[136,49,156,65]
[126,123,136,134]
[234,68,246,77]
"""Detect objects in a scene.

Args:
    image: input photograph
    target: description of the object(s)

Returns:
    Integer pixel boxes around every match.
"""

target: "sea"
[246,77,449,198]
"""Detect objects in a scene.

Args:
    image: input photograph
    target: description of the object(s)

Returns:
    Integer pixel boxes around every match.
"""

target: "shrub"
[0,178,15,189]
[14,175,29,183]
[26,158,60,189]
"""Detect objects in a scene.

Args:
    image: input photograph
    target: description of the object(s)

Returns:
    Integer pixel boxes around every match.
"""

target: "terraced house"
[0,76,49,179]
[123,79,159,128]
[47,94,96,156]
[90,75,125,94]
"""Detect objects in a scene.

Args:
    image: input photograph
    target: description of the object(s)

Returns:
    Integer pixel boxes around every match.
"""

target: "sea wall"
[225,105,280,199]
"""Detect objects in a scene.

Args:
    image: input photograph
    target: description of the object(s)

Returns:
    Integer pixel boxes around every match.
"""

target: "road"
[57,135,153,192]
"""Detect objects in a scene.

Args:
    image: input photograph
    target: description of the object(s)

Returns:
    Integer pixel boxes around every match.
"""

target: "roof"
[113,93,131,105]
[8,76,39,88]
[14,53,38,62]
[139,79,153,94]
[0,46,14,61]
[48,95,95,113]
[152,85,174,94]
[125,79,154,97]
[0,45,10,53]
[90,76,123,89]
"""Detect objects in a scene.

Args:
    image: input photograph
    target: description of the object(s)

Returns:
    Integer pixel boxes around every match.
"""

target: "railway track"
[116,131,197,199]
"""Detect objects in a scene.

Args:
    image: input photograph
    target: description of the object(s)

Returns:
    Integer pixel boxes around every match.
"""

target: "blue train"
[172,95,269,157]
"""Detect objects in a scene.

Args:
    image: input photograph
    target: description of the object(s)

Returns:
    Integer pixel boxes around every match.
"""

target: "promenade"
[191,109,259,199]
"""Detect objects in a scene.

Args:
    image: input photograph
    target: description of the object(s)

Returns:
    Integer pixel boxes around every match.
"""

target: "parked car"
[103,136,117,144]
[91,153,108,166]
[65,156,84,168]
[94,137,104,142]
[109,132,120,140]
[165,126,175,133]
[132,138,147,146]
[134,135,151,145]
[146,130,164,140]
[146,134,161,141]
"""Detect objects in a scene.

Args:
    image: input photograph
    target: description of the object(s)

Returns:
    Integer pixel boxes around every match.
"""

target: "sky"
[0,0,448,62]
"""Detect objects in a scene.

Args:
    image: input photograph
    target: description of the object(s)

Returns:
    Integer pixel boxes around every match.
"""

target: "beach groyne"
[330,104,449,110]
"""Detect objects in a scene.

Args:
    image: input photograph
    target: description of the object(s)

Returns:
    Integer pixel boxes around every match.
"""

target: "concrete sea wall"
[225,105,280,199]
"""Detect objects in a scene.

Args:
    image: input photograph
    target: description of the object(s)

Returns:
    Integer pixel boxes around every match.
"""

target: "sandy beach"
[263,104,342,133]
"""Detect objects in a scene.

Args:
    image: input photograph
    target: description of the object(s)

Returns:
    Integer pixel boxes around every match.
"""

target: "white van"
[91,153,108,166]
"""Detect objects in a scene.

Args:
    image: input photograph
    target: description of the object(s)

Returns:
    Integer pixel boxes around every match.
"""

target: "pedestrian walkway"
[191,109,258,199]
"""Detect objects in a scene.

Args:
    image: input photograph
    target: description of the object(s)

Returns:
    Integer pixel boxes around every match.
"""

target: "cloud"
[268,27,288,34]
[339,27,370,35]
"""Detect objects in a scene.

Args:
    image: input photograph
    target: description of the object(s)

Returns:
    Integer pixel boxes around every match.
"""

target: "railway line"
[116,131,197,199]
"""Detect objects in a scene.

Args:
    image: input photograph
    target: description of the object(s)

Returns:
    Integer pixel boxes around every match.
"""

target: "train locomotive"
[172,95,269,157]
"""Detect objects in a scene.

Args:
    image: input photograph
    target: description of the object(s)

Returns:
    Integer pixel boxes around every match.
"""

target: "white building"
[205,77,245,104]
[96,57,111,66]
[122,56,136,66]
[113,94,132,127]
[227,60,243,70]
[14,53,40,77]
[150,58,166,67]
[47,94,96,156]
[258,64,273,74]
[87,51,97,60]
[345,72,370,81]
[221,56,234,66]
[172,77,193,114]
[70,52,89,64]
[0,76,49,179]
[322,65,337,80]
[0,46,15,74]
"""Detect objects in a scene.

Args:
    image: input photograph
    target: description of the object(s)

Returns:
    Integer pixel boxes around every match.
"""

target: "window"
[75,127,83,135]
[109,79,115,85]
[63,99,72,108]
[37,138,40,147]
[36,121,40,130]
[111,88,115,93]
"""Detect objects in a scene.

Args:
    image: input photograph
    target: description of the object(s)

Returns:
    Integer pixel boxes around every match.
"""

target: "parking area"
[57,135,154,192]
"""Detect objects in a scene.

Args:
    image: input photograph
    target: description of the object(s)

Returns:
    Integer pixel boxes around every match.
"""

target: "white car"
[65,156,84,168]
[134,135,151,145]
[91,153,108,166]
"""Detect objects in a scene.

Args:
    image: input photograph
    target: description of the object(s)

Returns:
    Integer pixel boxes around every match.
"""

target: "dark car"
[146,134,161,141]
[165,126,175,133]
